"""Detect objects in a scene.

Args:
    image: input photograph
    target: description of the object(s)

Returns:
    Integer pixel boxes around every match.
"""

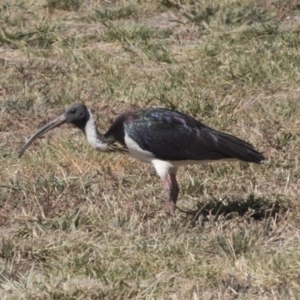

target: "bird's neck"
[84,110,110,150]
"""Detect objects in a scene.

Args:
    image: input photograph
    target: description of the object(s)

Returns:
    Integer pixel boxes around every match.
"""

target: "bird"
[19,103,265,216]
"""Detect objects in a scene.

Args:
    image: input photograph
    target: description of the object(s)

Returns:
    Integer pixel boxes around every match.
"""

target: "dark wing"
[123,108,264,163]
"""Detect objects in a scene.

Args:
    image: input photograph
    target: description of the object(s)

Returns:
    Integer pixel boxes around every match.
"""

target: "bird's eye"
[71,109,76,114]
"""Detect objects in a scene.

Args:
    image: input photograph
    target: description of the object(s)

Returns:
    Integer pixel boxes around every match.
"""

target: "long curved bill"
[19,114,67,158]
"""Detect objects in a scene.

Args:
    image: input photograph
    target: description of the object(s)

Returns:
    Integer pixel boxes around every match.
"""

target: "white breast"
[124,132,154,163]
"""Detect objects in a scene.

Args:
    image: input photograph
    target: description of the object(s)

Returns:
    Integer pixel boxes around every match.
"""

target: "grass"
[1,0,300,298]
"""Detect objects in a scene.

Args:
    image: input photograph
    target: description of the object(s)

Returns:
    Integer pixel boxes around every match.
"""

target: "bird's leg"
[170,173,179,214]
[162,173,179,216]
[162,179,171,214]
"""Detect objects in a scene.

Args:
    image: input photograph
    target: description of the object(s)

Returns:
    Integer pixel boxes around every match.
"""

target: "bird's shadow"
[177,194,289,225]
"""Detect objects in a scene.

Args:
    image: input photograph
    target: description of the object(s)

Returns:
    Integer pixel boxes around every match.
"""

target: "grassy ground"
[1,0,300,298]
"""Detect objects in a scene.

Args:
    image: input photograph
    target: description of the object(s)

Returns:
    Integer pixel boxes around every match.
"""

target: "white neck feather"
[85,110,108,150]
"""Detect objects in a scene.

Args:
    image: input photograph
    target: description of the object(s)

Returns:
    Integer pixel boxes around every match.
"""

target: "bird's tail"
[214,130,265,163]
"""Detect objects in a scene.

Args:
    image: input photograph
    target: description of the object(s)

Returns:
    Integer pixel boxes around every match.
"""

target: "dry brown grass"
[1,0,300,298]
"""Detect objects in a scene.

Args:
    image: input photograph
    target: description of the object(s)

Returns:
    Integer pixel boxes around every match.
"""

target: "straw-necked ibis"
[19,104,264,216]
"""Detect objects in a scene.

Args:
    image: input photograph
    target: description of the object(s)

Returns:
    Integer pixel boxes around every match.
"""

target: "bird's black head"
[64,103,90,131]
[19,103,90,158]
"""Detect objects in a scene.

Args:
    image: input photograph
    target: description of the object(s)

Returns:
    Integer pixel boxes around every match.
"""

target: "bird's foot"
[166,200,176,216]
